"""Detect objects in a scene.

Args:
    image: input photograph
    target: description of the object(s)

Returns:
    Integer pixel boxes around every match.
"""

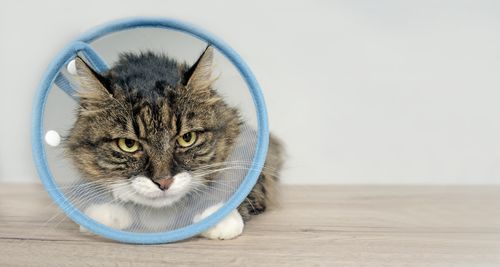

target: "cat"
[65,46,284,240]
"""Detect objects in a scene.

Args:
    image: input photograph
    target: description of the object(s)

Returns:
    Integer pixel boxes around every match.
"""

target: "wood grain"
[0,184,499,266]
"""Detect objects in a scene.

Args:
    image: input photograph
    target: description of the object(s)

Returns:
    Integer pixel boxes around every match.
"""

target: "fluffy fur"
[65,46,283,239]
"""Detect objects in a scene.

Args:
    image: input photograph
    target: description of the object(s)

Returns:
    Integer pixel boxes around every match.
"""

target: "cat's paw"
[194,203,244,240]
[80,203,132,233]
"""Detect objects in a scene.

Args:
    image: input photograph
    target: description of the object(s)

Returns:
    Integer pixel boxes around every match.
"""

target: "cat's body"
[66,47,283,239]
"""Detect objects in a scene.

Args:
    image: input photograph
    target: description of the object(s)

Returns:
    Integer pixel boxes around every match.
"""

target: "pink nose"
[155,177,174,190]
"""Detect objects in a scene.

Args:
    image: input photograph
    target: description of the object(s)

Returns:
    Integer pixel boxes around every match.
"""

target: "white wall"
[2,0,500,184]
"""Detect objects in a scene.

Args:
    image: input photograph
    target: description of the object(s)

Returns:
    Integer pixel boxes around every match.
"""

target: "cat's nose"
[155,177,174,190]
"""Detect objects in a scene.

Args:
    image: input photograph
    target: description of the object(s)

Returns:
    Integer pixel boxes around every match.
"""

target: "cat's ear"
[74,56,113,102]
[184,46,215,91]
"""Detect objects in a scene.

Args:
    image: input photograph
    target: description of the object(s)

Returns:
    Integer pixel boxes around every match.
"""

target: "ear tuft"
[185,46,215,92]
[74,56,112,102]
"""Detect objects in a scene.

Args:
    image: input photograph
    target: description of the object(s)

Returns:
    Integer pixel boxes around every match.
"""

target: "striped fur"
[65,46,283,221]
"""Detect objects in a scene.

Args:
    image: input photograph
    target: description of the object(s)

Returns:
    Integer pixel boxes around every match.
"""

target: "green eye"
[117,138,140,153]
[177,132,197,147]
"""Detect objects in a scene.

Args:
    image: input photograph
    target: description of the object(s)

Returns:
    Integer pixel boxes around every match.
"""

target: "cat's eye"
[117,138,141,153]
[177,132,197,147]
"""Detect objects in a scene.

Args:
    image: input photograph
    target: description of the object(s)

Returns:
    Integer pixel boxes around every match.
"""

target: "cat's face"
[66,47,241,207]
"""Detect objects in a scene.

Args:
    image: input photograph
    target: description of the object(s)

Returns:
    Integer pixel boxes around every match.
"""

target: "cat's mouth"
[110,172,193,208]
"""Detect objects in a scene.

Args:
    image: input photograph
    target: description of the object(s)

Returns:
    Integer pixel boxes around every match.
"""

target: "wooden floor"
[1,184,499,266]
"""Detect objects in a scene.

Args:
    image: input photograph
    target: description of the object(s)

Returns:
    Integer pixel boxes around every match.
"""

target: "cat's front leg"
[194,203,244,240]
[80,203,132,233]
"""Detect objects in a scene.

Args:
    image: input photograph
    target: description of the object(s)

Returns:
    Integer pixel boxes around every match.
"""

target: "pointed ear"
[184,46,215,91]
[74,56,112,102]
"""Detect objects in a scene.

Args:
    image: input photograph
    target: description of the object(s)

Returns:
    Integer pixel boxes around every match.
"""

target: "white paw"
[80,203,132,233]
[194,203,244,240]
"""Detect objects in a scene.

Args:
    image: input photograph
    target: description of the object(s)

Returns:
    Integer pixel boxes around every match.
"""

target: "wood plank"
[1,184,499,266]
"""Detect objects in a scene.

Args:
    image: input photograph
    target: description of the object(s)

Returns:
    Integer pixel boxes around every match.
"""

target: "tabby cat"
[65,46,283,239]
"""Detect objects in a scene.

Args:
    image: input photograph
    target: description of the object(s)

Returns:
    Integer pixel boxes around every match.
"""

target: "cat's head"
[65,46,241,207]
